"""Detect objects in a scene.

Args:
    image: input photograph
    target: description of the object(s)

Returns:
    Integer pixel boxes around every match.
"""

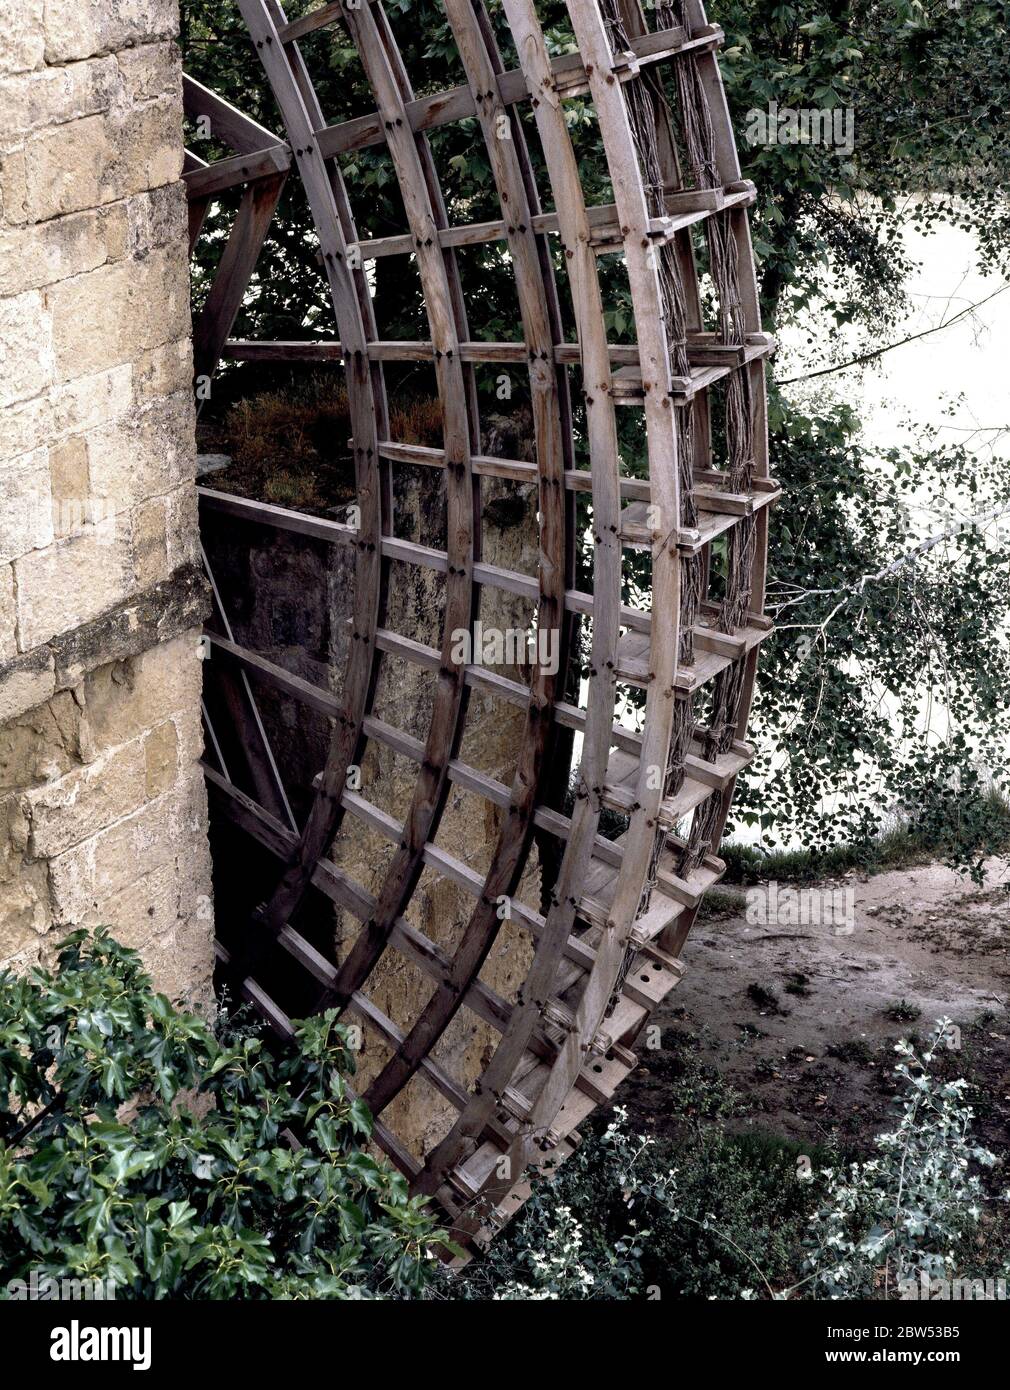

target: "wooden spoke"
[181,79,291,385]
[307,0,482,1019]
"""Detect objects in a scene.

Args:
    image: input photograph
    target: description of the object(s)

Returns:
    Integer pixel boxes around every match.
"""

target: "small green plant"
[747,982,787,1016]
[884,999,922,1024]
[826,1038,876,1066]
[448,1048,820,1301]
[804,1019,999,1299]
[0,930,451,1299]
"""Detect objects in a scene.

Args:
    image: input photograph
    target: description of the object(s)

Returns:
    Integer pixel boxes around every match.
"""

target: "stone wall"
[0,2,213,1004]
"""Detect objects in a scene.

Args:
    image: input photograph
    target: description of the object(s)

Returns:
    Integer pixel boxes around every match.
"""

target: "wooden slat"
[346,185,755,262]
[501,0,688,1177]
[313,23,723,160]
[200,541,296,833]
[278,1,344,45]
[412,0,631,1200]
[182,144,291,200]
[221,335,771,370]
[198,486,357,544]
[192,171,288,387]
[360,0,572,1121]
[183,73,287,156]
[655,0,773,959]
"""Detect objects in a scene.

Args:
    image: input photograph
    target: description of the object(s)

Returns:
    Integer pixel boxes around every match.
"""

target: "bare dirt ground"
[621,858,1010,1155]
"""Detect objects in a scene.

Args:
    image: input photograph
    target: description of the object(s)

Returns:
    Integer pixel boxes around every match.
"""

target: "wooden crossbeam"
[345,183,755,261]
[182,144,290,200]
[312,24,724,160]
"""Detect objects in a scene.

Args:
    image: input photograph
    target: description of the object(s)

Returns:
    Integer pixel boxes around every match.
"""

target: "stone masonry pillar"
[0,1,214,1005]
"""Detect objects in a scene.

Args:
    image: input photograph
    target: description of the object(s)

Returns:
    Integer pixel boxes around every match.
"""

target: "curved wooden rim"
[234,0,390,975]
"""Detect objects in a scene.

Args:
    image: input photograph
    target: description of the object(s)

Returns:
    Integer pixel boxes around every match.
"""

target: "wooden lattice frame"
[188,0,779,1252]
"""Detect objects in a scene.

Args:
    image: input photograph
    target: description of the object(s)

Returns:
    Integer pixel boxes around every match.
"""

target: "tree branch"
[770,500,1010,621]
[777,283,1010,385]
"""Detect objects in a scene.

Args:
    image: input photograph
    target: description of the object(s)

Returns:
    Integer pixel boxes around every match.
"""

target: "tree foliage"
[719,0,1010,332]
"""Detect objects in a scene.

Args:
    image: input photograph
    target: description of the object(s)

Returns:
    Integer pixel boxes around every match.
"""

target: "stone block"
[125,182,186,258]
[115,41,179,106]
[0,566,16,661]
[22,113,114,222]
[0,1,44,77]
[85,390,194,513]
[81,634,203,751]
[43,1,179,64]
[49,363,134,441]
[0,148,29,226]
[22,96,181,223]
[49,437,91,538]
[89,860,179,950]
[140,922,214,1010]
[12,526,133,650]
[0,203,128,297]
[0,859,51,954]
[0,650,56,725]
[46,260,131,378]
[134,337,192,404]
[0,689,82,793]
[0,55,116,144]
[0,448,53,564]
[25,737,147,858]
[0,363,133,483]
[48,767,206,924]
[164,481,199,572]
[131,497,168,588]
[144,719,179,800]
[48,247,189,381]
[0,290,53,409]
[107,96,182,204]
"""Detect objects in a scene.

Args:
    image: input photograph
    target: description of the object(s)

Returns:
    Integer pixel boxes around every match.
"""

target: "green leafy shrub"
[0,931,450,1299]
[450,1022,1004,1301]
[804,1019,999,1298]
[643,1128,820,1299]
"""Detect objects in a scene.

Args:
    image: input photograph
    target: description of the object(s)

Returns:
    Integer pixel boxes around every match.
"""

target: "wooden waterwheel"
[188,0,778,1252]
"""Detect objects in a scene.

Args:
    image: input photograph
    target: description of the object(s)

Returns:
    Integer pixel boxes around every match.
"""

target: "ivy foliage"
[0,932,449,1299]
